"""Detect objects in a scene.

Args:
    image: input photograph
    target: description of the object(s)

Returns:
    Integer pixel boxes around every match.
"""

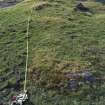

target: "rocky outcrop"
[74,3,92,13]
[35,2,52,11]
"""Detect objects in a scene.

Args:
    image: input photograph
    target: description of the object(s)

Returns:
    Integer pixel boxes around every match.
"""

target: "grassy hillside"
[1,0,105,104]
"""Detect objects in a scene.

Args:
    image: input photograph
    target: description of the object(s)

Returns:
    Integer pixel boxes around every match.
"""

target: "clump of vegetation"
[29,55,102,92]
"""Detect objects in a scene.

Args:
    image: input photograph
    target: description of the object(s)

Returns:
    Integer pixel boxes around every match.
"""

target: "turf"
[1,0,105,104]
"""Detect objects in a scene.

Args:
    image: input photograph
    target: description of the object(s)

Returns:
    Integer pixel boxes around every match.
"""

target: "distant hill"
[96,0,105,3]
[0,0,22,8]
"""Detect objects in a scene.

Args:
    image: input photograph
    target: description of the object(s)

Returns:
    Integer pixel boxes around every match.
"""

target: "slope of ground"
[0,0,105,105]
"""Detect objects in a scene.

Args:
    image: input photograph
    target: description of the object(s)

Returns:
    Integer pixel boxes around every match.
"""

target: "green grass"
[1,0,105,104]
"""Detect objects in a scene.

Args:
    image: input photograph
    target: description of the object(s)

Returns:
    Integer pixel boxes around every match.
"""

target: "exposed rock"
[55,0,65,4]
[35,2,52,11]
[82,71,96,83]
[74,3,92,13]
[67,79,79,91]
